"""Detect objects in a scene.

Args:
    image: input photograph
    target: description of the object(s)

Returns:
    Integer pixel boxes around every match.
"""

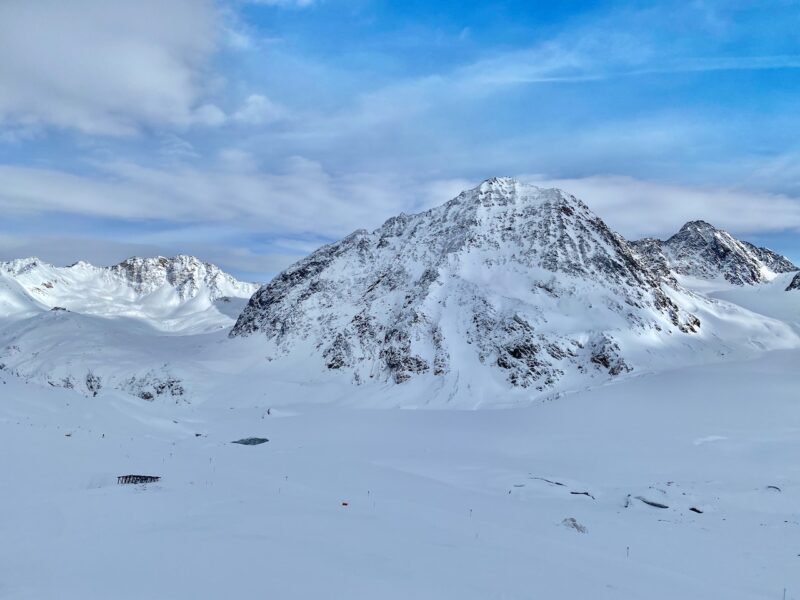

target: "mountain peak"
[0,256,45,275]
[635,222,797,285]
[679,219,716,231]
[109,254,255,300]
[671,220,726,245]
[478,176,519,190]
[232,179,699,392]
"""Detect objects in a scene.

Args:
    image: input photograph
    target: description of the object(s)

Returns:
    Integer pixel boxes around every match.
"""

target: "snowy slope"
[0,255,259,333]
[632,221,797,285]
[0,309,224,401]
[0,271,45,318]
[679,271,800,328]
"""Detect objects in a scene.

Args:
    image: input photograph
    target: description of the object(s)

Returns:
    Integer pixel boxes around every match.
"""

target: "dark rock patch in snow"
[561,517,587,533]
[232,437,269,445]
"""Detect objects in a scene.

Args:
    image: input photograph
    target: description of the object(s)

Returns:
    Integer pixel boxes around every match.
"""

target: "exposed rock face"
[629,238,675,283]
[787,273,800,291]
[633,221,797,286]
[232,178,700,390]
[108,255,253,301]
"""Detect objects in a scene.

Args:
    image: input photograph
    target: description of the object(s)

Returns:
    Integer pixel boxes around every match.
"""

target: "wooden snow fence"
[117,475,161,485]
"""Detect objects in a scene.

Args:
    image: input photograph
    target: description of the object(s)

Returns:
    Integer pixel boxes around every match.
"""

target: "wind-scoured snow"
[2,180,798,408]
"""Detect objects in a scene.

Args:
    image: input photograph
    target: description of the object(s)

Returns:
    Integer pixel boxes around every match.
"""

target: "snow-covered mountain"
[0,255,259,332]
[231,178,797,396]
[632,220,796,286]
[786,272,800,291]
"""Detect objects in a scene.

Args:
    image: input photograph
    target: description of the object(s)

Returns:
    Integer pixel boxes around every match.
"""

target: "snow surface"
[1,349,798,599]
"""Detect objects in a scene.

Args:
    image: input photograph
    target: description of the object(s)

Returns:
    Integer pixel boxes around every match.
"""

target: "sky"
[1,0,799,281]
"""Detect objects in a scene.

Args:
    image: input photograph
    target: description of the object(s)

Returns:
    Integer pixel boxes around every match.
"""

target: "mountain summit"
[632,221,796,285]
[232,178,701,392]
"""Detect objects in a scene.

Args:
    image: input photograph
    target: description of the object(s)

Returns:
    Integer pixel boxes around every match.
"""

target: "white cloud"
[0,0,218,135]
[232,94,286,125]
[525,174,800,240]
[246,0,316,7]
[3,157,800,275]
[0,159,448,238]
[218,148,259,171]
[3,156,799,247]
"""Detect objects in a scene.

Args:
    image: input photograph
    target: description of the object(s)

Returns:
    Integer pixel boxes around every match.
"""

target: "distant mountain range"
[0,178,797,404]
[0,255,258,332]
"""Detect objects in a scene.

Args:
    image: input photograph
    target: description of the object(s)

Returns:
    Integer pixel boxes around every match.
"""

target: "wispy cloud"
[0,0,220,135]
[525,174,800,240]
[0,158,457,238]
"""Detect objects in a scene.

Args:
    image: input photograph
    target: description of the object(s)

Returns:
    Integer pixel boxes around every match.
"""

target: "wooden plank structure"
[117,474,161,485]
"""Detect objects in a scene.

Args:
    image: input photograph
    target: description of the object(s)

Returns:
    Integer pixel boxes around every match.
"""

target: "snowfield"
[1,350,798,599]
[0,180,798,599]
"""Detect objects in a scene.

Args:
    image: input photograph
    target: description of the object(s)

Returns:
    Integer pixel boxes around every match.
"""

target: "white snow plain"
[1,348,798,599]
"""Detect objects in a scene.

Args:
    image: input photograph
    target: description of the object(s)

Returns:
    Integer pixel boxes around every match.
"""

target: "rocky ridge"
[632,221,796,286]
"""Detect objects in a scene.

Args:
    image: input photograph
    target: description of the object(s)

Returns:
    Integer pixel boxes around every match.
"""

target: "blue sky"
[1,0,799,280]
